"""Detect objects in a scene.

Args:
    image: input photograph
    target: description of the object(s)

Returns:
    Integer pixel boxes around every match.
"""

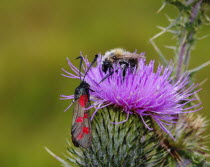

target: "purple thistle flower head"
[61,50,201,140]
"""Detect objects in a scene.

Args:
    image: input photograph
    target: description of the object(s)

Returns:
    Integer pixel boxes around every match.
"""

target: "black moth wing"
[79,110,91,148]
[71,99,92,148]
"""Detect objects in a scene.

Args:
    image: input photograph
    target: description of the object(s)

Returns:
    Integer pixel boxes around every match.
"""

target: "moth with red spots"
[71,55,98,148]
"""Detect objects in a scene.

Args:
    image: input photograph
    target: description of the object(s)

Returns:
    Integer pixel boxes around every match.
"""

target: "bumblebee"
[102,48,145,74]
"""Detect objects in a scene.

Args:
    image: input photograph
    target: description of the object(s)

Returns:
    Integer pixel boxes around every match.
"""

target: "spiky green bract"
[151,0,210,77]
[64,107,166,167]
[156,113,209,167]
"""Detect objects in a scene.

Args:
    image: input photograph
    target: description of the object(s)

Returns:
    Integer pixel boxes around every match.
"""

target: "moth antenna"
[82,54,98,81]
[76,56,83,82]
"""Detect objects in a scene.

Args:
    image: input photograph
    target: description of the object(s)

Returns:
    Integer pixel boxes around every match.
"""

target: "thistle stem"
[176,0,203,80]
[176,37,187,80]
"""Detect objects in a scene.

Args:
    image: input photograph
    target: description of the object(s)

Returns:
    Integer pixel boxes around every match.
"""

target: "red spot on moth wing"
[75,127,90,140]
[82,127,90,134]
[79,95,88,107]
[76,117,84,123]
[83,113,88,118]
[76,133,84,140]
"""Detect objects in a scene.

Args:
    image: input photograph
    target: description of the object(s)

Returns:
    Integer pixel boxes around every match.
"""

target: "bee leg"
[120,62,128,76]
[97,71,114,85]
[102,60,112,73]
[89,89,95,92]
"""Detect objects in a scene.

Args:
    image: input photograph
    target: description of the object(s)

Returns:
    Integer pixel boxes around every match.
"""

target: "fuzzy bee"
[102,48,145,75]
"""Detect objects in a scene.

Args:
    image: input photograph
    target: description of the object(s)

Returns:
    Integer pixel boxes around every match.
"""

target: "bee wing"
[123,53,145,59]
[71,100,92,148]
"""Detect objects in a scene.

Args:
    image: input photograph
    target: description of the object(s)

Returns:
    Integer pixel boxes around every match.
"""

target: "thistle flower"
[157,113,209,166]
[61,52,201,140]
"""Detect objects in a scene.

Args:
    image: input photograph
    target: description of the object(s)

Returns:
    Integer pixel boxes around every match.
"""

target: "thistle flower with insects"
[57,51,203,166]
[61,52,201,140]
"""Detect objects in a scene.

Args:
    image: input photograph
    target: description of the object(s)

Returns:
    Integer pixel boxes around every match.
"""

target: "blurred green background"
[1,0,210,166]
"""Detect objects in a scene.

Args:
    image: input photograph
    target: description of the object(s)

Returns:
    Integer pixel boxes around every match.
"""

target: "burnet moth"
[71,54,98,148]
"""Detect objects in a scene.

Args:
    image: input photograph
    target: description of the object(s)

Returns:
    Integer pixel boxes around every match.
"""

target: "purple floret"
[61,53,201,140]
